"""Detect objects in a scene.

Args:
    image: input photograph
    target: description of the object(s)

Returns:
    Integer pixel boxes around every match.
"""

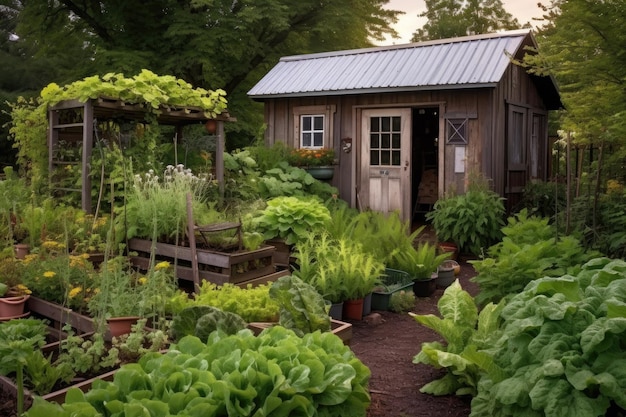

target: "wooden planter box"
[247,319,353,345]
[27,296,95,336]
[128,238,277,286]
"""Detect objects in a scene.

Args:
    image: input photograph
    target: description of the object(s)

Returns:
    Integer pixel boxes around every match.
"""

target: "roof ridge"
[280,29,532,62]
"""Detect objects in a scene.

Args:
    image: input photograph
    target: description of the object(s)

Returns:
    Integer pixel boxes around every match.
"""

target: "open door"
[360,108,412,222]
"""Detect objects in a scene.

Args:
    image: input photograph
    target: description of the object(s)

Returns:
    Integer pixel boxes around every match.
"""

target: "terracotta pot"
[343,298,364,321]
[107,316,140,337]
[437,242,458,261]
[0,294,30,319]
[14,243,30,260]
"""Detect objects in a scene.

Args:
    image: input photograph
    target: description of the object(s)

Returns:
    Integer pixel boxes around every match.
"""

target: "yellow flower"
[43,271,56,278]
[13,284,31,295]
[69,286,83,299]
[42,240,65,251]
[155,261,170,271]
[138,277,148,285]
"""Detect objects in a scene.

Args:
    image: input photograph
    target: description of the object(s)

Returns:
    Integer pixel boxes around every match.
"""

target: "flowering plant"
[287,148,335,167]
[0,257,30,297]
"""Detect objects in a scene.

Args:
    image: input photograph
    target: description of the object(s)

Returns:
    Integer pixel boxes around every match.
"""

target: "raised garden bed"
[128,238,277,286]
[247,319,353,345]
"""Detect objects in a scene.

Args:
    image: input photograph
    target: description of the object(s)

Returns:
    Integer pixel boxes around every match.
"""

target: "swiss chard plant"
[410,280,505,396]
[27,326,371,417]
[470,258,626,417]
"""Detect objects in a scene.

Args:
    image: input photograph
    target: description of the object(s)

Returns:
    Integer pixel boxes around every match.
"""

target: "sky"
[379,0,546,45]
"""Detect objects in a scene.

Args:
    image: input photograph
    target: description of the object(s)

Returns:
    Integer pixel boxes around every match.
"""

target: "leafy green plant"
[27,327,371,417]
[170,305,248,342]
[410,280,505,396]
[269,275,331,336]
[389,290,415,313]
[169,281,279,323]
[388,242,449,280]
[293,232,385,302]
[0,319,49,415]
[470,211,598,306]
[258,162,338,200]
[252,195,331,245]
[426,182,506,255]
[470,258,626,417]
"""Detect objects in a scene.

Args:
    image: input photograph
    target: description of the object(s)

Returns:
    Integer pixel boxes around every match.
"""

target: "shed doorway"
[411,107,439,222]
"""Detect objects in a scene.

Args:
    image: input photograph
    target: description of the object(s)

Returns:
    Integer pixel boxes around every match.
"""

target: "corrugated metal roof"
[248,30,533,98]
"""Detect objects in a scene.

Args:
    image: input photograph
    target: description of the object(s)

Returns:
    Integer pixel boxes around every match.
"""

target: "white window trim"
[293,105,336,149]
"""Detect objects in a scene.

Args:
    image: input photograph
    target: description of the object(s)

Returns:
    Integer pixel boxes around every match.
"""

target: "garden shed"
[248,29,562,221]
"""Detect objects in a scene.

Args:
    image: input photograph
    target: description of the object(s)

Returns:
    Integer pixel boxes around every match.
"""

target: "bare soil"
[0,261,479,417]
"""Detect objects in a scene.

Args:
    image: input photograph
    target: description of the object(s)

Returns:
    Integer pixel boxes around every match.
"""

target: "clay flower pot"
[107,316,140,337]
[0,294,30,319]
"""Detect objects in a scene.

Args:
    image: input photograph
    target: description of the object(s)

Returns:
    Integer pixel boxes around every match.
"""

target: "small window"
[301,115,325,148]
[446,118,468,144]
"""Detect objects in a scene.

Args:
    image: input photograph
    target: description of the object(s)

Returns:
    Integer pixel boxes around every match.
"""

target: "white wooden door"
[360,108,412,222]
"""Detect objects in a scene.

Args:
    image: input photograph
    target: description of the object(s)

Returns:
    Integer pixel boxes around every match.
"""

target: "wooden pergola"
[48,97,233,212]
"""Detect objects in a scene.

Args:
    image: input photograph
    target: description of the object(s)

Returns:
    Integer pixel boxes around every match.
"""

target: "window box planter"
[128,238,277,286]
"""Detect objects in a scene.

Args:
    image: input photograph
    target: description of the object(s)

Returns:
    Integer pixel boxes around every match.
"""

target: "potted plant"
[0,257,31,319]
[388,242,449,297]
[293,232,384,320]
[287,147,336,179]
[88,256,177,336]
[426,175,505,256]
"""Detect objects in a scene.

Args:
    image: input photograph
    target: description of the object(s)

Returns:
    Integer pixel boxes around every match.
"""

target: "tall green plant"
[426,182,505,255]
[388,242,449,280]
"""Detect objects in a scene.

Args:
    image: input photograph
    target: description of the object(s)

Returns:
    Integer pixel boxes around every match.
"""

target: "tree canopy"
[2,0,401,150]
[412,0,522,42]
[524,0,626,177]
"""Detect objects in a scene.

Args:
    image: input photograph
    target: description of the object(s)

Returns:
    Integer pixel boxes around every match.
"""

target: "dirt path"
[350,260,479,417]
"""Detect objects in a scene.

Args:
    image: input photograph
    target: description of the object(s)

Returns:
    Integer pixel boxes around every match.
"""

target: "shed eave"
[249,82,498,100]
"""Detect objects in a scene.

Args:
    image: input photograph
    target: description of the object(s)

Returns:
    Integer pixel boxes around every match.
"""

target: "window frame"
[293,105,336,150]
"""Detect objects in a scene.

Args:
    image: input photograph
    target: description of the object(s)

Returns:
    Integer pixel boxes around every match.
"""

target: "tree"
[9,0,401,149]
[412,0,521,42]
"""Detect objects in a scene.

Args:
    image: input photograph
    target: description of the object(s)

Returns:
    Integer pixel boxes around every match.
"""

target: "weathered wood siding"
[262,70,549,209]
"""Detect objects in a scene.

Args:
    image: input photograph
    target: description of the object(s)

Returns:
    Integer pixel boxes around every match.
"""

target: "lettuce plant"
[27,326,371,417]
[410,280,505,396]
[470,258,626,417]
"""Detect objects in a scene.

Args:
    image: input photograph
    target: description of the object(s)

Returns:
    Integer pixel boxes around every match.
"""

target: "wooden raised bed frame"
[128,238,277,286]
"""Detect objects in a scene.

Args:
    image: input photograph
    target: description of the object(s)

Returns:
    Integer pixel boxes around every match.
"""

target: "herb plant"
[27,327,371,417]
[388,242,449,280]
[470,258,626,417]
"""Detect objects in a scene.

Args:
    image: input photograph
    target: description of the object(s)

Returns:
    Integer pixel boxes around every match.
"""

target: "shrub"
[427,181,505,255]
